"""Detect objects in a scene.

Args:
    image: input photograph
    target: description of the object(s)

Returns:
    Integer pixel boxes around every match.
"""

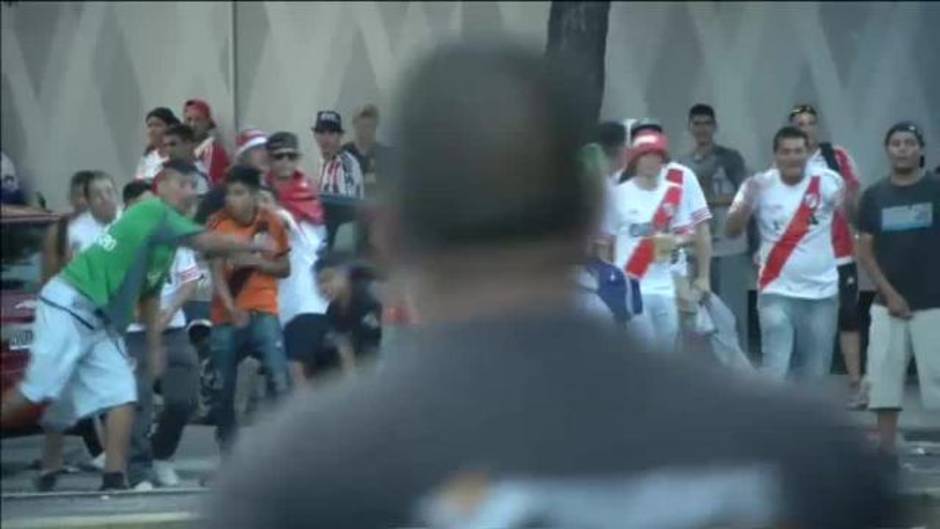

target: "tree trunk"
[546,1,611,122]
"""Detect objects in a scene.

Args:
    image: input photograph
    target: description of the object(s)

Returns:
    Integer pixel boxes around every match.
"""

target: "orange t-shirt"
[207,207,290,324]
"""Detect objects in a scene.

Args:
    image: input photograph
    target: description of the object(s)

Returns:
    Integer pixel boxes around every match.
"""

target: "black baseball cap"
[266,131,299,153]
[884,121,925,147]
[313,110,344,133]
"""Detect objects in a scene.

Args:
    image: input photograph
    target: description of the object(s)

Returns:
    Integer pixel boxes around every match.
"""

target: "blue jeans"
[758,294,838,380]
[209,312,289,450]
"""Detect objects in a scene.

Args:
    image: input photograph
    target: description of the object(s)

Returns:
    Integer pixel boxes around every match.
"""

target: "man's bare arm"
[185,231,270,258]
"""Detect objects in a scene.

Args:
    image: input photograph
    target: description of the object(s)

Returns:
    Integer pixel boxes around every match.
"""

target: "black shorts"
[837,262,860,332]
[284,313,331,365]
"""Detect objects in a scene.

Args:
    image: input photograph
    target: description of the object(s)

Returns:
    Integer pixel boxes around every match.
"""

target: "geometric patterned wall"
[3,1,938,211]
[232,1,550,176]
[1,1,234,210]
[602,1,940,181]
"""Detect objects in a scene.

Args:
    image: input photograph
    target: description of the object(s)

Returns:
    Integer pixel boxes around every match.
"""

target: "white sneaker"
[132,480,155,492]
[153,460,180,487]
[89,453,106,471]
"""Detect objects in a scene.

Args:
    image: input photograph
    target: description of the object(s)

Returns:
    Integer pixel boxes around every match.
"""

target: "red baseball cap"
[184,98,215,127]
[627,131,669,167]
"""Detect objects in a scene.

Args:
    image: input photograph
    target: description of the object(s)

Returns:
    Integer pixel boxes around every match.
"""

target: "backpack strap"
[819,142,841,175]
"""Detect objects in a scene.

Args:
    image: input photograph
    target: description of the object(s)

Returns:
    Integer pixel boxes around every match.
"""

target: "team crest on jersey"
[802,193,820,209]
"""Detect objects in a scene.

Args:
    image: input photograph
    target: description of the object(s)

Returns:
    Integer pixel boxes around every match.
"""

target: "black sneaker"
[99,472,129,491]
[34,470,62,492]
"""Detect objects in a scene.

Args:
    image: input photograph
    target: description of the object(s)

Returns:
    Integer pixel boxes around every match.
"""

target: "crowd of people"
[0,41,936,527]
[1,100,392,491]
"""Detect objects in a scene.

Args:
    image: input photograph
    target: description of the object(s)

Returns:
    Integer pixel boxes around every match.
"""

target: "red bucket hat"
[627,131,669,167]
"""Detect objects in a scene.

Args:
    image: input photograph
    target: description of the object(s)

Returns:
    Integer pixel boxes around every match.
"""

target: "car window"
[1,221,48,293]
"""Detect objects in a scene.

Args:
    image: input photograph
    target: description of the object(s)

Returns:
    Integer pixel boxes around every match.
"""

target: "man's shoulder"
[715,144,744,161]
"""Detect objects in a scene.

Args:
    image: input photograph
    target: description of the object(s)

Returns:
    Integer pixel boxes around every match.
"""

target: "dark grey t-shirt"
[204,309,890,528]
[858,171,940,311]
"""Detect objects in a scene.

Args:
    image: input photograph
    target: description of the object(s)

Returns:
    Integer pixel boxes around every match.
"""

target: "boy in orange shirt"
[207,165,290,451]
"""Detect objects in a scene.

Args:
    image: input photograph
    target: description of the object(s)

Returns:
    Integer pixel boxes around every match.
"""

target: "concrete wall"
[2,1,938,210]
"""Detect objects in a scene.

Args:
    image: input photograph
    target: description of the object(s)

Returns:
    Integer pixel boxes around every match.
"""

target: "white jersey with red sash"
[661,163,712,277]
[741,168,844,299]
[603,178,693,297]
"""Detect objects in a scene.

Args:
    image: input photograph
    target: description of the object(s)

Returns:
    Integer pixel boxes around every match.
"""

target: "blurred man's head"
[313,111,344,159]
[352,104,380,147]
[236,128,269,173]
[267,132,301,181]
[788,104,819,151]
[122,180,153,208]
[163,124,197,162]
[314,252,354,302]
[84,171,118,223]
[884,121,925,173]
[688,104,717,147]
[225,165,261,223]
[773,126,810,182]
[594,121,627,173]
[183,99,215,141]
[155,160,201,214]
[145,107,180,151]
[388,43,594,278]
[68,170,95,213]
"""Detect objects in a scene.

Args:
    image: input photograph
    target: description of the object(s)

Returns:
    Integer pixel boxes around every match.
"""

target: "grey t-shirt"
[204,308,891,528]
[679,145,748,257]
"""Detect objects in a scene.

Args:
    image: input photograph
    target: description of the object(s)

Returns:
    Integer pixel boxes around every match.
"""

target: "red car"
[1,204,60,435]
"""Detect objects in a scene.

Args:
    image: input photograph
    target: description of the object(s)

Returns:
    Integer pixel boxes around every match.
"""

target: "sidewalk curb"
[1,512,200,529]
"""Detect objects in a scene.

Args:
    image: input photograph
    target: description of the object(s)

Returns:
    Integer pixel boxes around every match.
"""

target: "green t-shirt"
[61,198,203,332]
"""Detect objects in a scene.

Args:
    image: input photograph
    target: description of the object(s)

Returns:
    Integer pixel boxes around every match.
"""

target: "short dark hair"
[145,107,181,127]
[689,104,715,122]
[773,126,809,152]
[594,122,627,154]
[161,159,199,177]
[226,164,261,190]
[69,170,95,191]
[122,180,152,204]
[392,43,594,253]
[788,103,818,122]
[83,171,114,199]
[164,123,196,143]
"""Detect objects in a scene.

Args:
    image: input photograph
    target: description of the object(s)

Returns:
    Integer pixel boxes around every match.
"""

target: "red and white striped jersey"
[739,167,844,299]
[807,146,860,264]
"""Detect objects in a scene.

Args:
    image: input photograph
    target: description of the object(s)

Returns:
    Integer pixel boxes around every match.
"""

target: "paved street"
[2,379,938,527]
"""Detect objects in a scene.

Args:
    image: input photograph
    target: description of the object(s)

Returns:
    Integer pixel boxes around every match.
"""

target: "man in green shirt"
[1,160,273,491]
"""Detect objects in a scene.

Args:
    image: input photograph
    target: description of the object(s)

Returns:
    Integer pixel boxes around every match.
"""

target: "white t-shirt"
[68,210,119,256]
[127,248,201,332]
[275,208,330,325]
[603,178,693,297]
[735,167,844,299]
[135,149,166,181]
[662,162,712,277]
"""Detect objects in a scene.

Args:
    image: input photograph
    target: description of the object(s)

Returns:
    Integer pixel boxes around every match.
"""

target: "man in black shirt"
[204,43,892,529]
[311,253,382,376]
[857,121,940,453]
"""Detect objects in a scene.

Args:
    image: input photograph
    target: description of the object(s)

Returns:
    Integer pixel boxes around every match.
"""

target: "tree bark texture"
[546,2,611,122]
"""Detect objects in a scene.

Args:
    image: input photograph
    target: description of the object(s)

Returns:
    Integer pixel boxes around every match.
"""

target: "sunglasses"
[272,152,299,161]
[789,104,817,119]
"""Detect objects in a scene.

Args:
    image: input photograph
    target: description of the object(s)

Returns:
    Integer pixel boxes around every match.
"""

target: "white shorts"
[19,277,137,431]
[866,305,940,410]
